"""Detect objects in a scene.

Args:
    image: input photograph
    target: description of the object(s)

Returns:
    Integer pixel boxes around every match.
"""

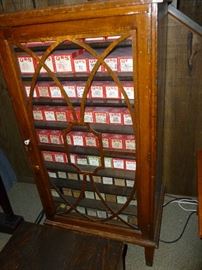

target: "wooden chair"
[0,222,126,270]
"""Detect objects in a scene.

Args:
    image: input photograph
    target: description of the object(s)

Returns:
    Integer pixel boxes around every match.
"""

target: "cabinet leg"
[144,247,155,267]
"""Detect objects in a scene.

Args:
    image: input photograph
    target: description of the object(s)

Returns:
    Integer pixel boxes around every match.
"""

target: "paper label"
[48,172,57,178]
[54,55,72,72]
[18,56,35,73]
[64,85,76,98]
[91,86,104,98]
[49,86,62,98]
[104,58,118,71]
[89,59,102,72]
[55,153,65,163]
[113,159,124,169]
[74,59,88,72]
[33,110,43,120]
[40,56,54,73]
[38,134,49,144]
[111,138,123,149]
[117,196,127,204]
[44,111,56,121]
[119,58,133,72]
[102,177,113,185]
[84,112,93,123]
[95,112,107,123]
[55,111,67,122]
[85,191,95,199]
[38,86,49,97]
[123,114,132,125]
[85,136,97,147]
[109,113,122,124]
[125,139,136,150]
[125,160,136,171]
[73,135,84,146]
[58,171,67,179]
[105,86,119,99]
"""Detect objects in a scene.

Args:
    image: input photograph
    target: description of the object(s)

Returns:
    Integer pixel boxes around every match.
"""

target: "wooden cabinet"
[0,0,168,266]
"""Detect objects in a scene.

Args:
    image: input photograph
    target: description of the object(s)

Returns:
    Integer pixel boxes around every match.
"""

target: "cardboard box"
[117,195,127,204]
[43,106,56,121]
[54,152,68,163]
[102,133,110,148]
[37,84,50,98]
[17,54,35,74]
[125,160,136,171]
[88,155,101,167]
[74,52,89,73]
[84,107,94,123]
[37,54,55,73]
[104,54,118,72]
[77,155,88,165]
[71,132,85,146]
[114,178,125,187]
[94,107,109,124]
[42,151,54,162]
[53,49,83,73]
[57,171,67,179]
[109,108,123,125]
[49,84,62,99]
[112,158,125,170]
[85,191,95,199]
[63,83,77,98]
[49,130,63,145]
[70,154,77,164]
[122,82,134,100]
[66,133,72,145]
[110,134,124,149]
[124,135,136,150]
[123,109,133,125]
[55,107,68,122]
[48,171,57,178]
[33,106,44,121]
[105,83,120,99]
[90,82,105,99]
[102,177,113,185]
[36,129,50,144]
[85,132,98,147]
[104,157,112,168]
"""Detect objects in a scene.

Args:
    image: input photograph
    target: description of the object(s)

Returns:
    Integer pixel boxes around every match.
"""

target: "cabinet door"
[0,7,154,242]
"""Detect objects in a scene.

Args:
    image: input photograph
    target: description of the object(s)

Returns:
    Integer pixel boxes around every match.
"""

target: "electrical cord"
[160,211,196,244]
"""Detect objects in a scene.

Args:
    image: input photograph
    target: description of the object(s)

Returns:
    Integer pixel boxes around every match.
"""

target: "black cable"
[160,211,196,244]
[34,209,45,224]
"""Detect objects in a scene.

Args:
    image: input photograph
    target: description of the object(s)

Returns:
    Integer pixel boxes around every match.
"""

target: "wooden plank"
[197,150,202,238]
[163,10,202,195]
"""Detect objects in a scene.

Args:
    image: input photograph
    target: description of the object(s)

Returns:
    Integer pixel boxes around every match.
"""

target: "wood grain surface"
[163,10,202,195]
[0,222,124,270]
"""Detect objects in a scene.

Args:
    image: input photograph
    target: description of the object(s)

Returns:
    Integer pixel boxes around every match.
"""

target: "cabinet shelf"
[53,195,137,217]
[45,161,136,180]
[51,178,135,197]
[35,121,134,135]
[39,144,135,159]
[22,72,133,82]
[32,98,134,108]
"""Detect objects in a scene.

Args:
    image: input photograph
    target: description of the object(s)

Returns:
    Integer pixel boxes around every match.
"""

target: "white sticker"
[49,86,62,98]
[85,191,95,199]
[18,56,35,73]
[58,171,67,179]
[64,85,76,98]
[117,196,127,204]
[113,159,124,169]
[48,172,57,178]
[73,135,84,146]
[55,154,65,163]
[120,58,133,72]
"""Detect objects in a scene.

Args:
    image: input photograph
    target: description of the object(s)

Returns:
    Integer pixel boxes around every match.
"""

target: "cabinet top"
[0,0,168,28]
